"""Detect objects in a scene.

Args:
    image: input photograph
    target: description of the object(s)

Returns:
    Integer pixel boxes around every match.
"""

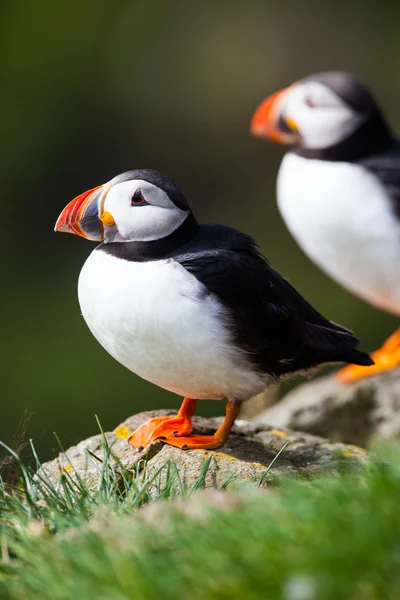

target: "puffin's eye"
[131,189,147,206]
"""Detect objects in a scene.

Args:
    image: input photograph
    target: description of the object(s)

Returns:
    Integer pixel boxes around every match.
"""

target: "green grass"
[1,436,400,600]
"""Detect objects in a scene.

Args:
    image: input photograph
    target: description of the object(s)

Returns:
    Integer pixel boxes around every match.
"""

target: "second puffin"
[55,169,372,451]
[251,72,400,382]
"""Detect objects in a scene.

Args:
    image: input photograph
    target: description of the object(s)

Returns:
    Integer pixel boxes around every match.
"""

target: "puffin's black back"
[358,138,400,219]
[173,224,372,377]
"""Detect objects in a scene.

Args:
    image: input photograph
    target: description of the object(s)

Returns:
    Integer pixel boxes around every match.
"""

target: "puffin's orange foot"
[159,434,226,451]
[128,415,193,451]
[129,398,240,453]
[337,329,400,384]
[160,401,241,450]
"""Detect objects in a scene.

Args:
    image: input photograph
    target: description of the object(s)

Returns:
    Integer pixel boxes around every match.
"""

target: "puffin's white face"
[277,82,364,149]
[102,179,189,243]
[54,170,192,244]
[251,73,376,150]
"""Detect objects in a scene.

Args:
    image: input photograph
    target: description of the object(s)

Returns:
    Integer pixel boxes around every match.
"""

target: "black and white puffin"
[251,71,400,383]
[55,169,371,450]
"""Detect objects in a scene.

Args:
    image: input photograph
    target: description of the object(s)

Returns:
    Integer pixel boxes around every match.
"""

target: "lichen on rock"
[39,409,367,492]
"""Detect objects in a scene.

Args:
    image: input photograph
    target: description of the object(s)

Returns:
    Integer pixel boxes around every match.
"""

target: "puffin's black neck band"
[98,212,201,262]
[295,111,393,162]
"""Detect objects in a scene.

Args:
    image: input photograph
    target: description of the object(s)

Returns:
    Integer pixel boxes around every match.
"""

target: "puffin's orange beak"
[54,184,111,241]
[251,87,297,144]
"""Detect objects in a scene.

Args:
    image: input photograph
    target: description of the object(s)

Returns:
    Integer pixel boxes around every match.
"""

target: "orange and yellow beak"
[54,183,112,242]
[250,87,298,144]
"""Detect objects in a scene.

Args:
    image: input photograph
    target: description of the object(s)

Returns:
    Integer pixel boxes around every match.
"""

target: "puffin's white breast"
[277,152,400,316]
[77,250,267,401]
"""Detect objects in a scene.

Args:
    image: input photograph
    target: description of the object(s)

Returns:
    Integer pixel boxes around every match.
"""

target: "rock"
[39,409,366,491]
[256,368,400,447]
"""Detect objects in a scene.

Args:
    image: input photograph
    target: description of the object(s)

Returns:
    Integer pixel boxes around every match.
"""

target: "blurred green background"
[2,0,399,460]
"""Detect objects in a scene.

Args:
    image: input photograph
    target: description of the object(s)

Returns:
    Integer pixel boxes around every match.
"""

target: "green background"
[2,0,399,460]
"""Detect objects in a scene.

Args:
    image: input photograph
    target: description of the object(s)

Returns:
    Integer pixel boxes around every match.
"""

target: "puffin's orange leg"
[337,328,400,384]
[128,397,196,450]
[159,402,241,450]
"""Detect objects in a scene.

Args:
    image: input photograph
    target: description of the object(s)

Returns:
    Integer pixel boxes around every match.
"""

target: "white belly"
[77,250,266,401]
[277,152,400,316]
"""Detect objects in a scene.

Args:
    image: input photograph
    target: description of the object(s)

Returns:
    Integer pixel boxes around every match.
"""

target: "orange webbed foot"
[128,398,241,453]
[158,434,226,451]
[128,414,193,451]
[337,328,400,384]
[128,397,196,451]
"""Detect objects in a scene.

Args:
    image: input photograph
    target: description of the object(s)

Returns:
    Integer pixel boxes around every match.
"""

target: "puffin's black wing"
[358,138,400,217]
[175,225,372,378]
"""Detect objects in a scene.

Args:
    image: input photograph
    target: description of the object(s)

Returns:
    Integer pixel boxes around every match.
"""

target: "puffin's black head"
[251,71,390,150]
[55,169,195,243]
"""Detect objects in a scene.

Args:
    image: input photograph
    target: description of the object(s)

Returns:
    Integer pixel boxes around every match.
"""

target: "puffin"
[251,71,400,383]
[55,168,372,450]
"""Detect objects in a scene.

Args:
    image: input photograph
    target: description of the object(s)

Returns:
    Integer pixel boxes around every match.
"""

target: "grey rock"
[256,368,400,447]
[38,409,366,492]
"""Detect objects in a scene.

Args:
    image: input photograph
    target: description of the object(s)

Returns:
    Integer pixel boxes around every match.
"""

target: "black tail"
[293,320,374,369]
[340,348,374,367]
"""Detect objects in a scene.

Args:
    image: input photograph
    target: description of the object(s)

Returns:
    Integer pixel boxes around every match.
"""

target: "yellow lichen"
[115,425,131,440]
[193,449,239,462]
[342,449,357,458]
[63,464,73,473]
[249,463,267,470]
[212,452,238,462]
[347,444,367,454]
[268,429,287,438]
